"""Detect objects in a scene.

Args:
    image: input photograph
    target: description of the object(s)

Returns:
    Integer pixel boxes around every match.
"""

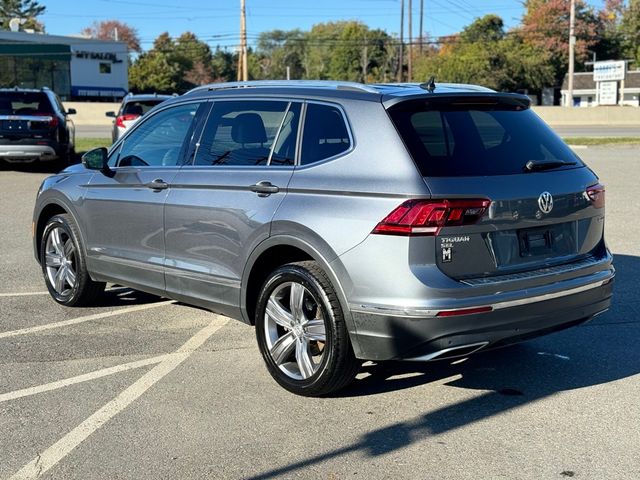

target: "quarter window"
[300,103,351,165]
[194,100,300,167]
[115,103,200,167]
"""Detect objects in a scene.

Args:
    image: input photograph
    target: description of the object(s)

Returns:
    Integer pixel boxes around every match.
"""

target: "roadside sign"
[593,61,626,82]
[599,81,618,105]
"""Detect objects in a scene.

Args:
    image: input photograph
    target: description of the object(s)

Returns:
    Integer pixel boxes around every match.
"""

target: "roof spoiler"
[384,92,531,110]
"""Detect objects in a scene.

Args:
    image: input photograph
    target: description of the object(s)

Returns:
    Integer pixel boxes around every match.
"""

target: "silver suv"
[33,81,614,396]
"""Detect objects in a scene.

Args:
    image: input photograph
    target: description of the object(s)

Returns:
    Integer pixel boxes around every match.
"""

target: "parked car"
[33,80,614,396]
[0,87,76,165]
[106,93,174,143]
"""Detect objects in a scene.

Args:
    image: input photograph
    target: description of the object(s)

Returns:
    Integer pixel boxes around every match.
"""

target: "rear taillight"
[372,199,491,236]
[33,113,58,128]
[586,183,605,209]
[115,113,140,129]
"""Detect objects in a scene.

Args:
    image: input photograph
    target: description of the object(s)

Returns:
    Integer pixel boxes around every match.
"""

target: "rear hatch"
[0,91,56,140]
[386,94,606,280]
[117,99,167,131]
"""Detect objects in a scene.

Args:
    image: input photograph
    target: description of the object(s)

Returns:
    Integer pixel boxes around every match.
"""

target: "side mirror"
[105,111,116,118]
[81,147,114,177]
[66,108,77,115]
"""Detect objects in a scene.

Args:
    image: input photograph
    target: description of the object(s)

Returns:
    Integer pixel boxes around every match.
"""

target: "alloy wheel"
[44,226,77,296]
[264,281,327,380]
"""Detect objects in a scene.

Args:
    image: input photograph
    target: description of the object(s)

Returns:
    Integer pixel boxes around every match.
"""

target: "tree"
[0,0,45,32]
[621,0,640,64]
[251,29,306,80]
[174,32,214,86]
[413,15,554,92]
[519,0,599,84]
[81,20,142,52]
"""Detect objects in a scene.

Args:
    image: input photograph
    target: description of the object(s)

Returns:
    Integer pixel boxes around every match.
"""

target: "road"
[0,147,639,479]
[74,124,640,140]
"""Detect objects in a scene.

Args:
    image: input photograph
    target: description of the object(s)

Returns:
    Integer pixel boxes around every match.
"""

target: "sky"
[40,0,606,51]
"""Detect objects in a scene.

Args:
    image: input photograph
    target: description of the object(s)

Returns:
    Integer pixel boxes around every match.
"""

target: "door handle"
[146,178,169,191]
[249,181,279,196]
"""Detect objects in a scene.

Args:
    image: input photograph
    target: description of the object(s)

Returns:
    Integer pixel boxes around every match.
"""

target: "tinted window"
[388,99,582,177]
[123,100,166,116]
[0,91,52,115]
[300,103,351,165]
[116,103,200,167]
[194,100,299,166]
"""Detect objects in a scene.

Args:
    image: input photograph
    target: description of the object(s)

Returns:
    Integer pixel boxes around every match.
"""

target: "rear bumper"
[0,144,58,162]
[349,267,614,361]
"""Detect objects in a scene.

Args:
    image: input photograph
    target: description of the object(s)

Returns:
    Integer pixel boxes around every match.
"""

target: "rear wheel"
[41,214,105,306]
[255,261,359,396]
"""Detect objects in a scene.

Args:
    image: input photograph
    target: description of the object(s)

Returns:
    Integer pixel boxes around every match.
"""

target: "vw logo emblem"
[538,191,553,214]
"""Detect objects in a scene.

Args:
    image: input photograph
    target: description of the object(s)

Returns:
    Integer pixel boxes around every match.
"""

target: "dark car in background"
[0,87,76,165]
[106,93,174,143]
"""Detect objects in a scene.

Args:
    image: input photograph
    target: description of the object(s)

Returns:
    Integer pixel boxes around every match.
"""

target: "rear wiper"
[524,159,577,172]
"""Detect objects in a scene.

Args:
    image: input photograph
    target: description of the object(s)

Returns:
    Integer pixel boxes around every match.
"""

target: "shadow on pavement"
[248,253,639,480]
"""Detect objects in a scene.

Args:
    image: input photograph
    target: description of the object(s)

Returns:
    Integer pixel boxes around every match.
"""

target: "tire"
[40,214,105,307]
[255,261,359,396]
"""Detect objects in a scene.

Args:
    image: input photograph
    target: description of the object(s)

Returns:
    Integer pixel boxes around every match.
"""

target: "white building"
[561,70,640,107]
[0,31,128,100]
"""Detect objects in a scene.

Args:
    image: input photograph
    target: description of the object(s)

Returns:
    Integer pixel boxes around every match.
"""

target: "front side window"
[300,103,351,165]
[115,102,200,168]
[194,100,300,167]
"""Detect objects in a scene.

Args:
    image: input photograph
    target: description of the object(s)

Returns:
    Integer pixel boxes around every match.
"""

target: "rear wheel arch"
[242,237,356,338]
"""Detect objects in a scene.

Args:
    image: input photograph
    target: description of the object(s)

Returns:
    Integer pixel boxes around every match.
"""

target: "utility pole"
[408,0,412,82]
[362,31,368,83]
[114,27,118,42]
[398,0,404,82]
[419,0,424,54]
[567,0,576,107]
[238,0,248,82]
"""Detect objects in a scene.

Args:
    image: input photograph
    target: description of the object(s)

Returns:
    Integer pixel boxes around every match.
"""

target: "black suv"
[0,87,76,165]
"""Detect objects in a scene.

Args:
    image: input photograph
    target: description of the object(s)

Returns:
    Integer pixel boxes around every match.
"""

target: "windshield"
[387,98,582,177]
[0,92,53,115]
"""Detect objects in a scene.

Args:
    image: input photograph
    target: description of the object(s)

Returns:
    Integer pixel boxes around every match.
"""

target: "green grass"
[563,137,640,146]
[75,137,111,154]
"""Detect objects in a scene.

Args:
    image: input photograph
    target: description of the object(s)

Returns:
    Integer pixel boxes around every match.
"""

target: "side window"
[300,103,351,165]
[116,103,200,167]
[194,100,299,167]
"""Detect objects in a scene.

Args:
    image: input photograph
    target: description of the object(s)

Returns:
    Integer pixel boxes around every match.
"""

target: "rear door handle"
[146,178,169,191]
[249,181,279,196]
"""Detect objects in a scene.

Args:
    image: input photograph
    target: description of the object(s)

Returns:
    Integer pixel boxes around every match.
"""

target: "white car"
[106,93,174,143]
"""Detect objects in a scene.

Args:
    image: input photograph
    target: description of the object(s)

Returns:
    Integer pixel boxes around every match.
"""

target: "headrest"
[232,113,267,144]
[310,108,348,141]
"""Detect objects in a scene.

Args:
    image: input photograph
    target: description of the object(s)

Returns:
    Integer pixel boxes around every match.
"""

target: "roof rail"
[187,80,380,95]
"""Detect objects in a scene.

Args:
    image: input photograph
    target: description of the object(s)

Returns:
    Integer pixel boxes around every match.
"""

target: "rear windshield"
[0,92,52,115]
[123,100,165,116]
[388,98,582,176]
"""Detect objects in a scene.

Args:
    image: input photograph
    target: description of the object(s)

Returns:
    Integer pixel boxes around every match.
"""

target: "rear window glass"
[0,92,52,115]
[388,99,582,176]
[122,100,165,116]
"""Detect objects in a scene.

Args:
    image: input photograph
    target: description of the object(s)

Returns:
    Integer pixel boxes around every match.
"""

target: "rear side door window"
[194,100,301,167]
[114,102,201,167]
[300,103,351,165]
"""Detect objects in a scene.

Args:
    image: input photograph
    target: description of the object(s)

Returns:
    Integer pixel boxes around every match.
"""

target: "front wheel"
[255,261,359,396]
[40,214,105,306]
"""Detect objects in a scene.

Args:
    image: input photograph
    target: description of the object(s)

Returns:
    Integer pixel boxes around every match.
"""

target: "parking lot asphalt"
[0,146,639,479]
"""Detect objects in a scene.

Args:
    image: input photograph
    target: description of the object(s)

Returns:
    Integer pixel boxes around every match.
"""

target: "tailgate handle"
[250,181,279,196]
[146,178,169,191]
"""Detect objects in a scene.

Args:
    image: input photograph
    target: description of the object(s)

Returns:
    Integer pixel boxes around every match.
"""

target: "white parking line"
[10,315,228,480]
[0,354,173,403]
[0,291,50,297]
[0,287,134,298]
[0,301,175,339]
